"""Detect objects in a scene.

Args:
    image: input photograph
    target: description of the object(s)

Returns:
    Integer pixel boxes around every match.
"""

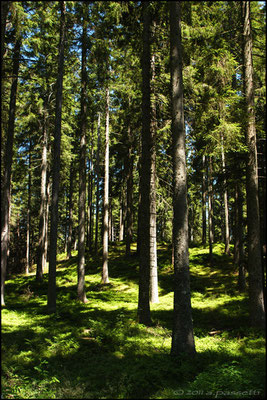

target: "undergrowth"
[1,243,266,399]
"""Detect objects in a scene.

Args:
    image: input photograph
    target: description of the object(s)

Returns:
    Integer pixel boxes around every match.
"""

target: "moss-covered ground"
[1,243,265,399]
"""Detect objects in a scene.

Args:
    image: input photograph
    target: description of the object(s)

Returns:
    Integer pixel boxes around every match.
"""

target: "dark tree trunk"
[242,1,265,327]
[138,2,152,325]
[47,1,66,313]
[77,9,88,303]
[170,0,196,357]
[1,31,21,306]
[102,87,110,284]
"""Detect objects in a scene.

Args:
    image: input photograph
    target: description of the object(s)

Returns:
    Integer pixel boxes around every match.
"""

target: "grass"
[1,242,266,399]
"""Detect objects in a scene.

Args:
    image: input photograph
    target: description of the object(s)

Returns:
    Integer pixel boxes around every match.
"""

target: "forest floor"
[1,243,266,399]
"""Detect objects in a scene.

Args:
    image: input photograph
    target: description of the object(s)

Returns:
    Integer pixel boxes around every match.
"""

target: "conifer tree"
[242,0,265,328]
[47,1,66,313]
[170,0,196,357]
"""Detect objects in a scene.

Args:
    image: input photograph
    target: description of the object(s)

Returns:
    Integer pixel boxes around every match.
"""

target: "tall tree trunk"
[94,112,101,254]
[26,137,32,275]
[102,87,110,284]
[47,1,66,313]
[234,182,246,291]
[170,1,196,357]
[44,179,50,270]
[67,164,74,259]
[1,30,21,306]
[208,157,214,263]
[36,111,48,281]
[149,46,158,304]
[78,9,88,303]
[221,134,230,254]
[126,126,133,257]
[242,1,265,328]
[138,2,152,325]
[202,154,207,245]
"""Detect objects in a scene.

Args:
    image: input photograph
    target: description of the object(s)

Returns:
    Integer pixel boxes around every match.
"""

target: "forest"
[1,1,266,399]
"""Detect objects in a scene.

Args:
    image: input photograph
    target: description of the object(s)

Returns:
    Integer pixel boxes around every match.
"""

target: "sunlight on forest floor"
[1,243,266,399]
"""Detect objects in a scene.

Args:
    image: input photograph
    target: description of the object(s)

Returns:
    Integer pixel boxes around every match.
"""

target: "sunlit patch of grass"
[2,243,265,399]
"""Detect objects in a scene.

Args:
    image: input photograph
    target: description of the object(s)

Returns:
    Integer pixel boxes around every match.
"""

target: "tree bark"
[242,0,265,328]
[1,30,21,306]
[221,134,230,255]
[102,87,110,284]
[126,126,133,257]
[94,112,101,254]
[36,110,48,281]
[26,137,32,275]
[234,182,246,291]
[138,2,152,325]
[208,157,214,263]
[170,0,196,357]
[47,1,66,313]
[202,155,207,245]
[78,8,88,303]
[149,46,158,304]
[67,163,74,259]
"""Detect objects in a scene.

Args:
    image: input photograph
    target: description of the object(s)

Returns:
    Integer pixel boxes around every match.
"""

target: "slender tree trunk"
[94,112,101,254]
[67,164,74,259]
[36,111,48,281]
[221,134,230,254]
[47,1,66,313]
[1,31,21,306]
[242,1,265,327]
[119,200,124,242]
[26,138,32,275]
[202,155,207,245]
[170,0,196,357]
[78,9,88,303]
[126,126,133,257]
[44,179,50,270]
[234,182,246,291]
[208,157,214,263]
[138,2,152,325]
[102,87,110,284]
[149,47,158,304]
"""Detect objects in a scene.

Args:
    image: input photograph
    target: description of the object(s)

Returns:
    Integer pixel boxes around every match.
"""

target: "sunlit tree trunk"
[67,163,74,259]
[150,47,158,304]
[25,137,32,275]
[138,1,152,325]
[36,110,48,281]
[221,134,230,255]
[47,1,66,313]
[234,182,246,291]
[102,87,110,284]
[202,155,207,245]
[242,0,265,328]
[170,0,196,357]
[126,125,133,257]
[208,157,214,263]
[94,112,101,254]
[78,8,88,303]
